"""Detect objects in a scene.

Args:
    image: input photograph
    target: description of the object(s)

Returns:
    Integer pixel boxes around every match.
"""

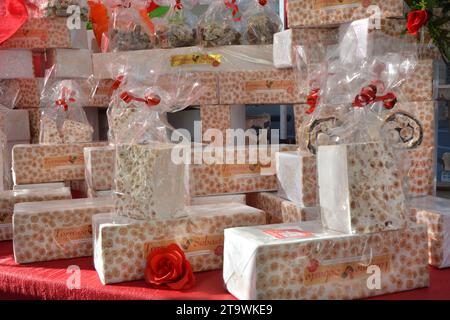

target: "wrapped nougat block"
[408,196,450,269]
[12,142,108,184]
[13,197,115,263]
[84,146,115,195]
[0,187,72,241]
[250,192,318,224]
[287,0,405,28]
[224,222,429,300]
[276,151,317,207]
[94,203,266,284]
[317,142,408,234]
[61,120,94,144]
[190,145,299,196]
[115,143,187,220]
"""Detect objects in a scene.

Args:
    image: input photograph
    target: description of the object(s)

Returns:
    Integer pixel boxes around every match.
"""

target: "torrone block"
[115,143,187,220]
[317,142,408,234]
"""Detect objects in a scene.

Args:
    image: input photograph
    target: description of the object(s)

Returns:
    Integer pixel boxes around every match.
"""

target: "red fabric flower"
[407,9,429,36]
[144,243,195,290]
[0,0,29,45]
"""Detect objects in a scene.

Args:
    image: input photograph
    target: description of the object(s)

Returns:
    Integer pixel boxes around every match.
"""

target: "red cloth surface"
[0,240,449,300]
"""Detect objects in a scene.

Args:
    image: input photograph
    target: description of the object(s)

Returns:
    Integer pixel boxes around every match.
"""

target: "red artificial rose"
[144,243,195,290]
[407,9,429,36]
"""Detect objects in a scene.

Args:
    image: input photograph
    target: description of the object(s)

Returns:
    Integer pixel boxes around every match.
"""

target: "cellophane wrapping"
[107,60,203,220]
[154,0,198,48]
[39,71,94,144]
[241,0,281,45]
[298,26,420,234]
[104,0,155,52]
[26,0,90,19]
[197,0,242,47]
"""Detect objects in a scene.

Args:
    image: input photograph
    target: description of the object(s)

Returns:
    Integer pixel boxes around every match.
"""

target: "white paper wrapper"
[13,197,115,263]
[276,151,317,207]
[223,222,429,300]
[408,196,450,269]
[93,203,266,284]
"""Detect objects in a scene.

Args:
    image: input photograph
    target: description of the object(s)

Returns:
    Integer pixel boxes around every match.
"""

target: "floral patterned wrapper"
[249,192,318,224]
[13,197,115,263]
[408,196,450,269]
[12,142,108,185]
[0,18,88,49]
[287,0,405,28]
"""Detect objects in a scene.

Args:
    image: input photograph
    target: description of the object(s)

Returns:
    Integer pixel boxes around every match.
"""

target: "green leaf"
[86,21,93,30]
[149,6,170,19]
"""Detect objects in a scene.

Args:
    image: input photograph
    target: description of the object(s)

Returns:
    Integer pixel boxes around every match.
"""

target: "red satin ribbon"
[110,75,124,93]
[306,88,320,114]
[224,0,241,22]
[174,0,183,10]
[353,82,397,109]
[120,91,161,106]
[258,0,268,6]
[55,87,76,111]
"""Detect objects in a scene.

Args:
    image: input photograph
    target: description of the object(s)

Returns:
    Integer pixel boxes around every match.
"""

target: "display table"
[0,241,449,300]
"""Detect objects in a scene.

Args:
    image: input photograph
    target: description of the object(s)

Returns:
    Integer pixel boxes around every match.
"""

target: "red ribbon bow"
[353,81,397,109]
[55,87,76,111]
[224,0,241,22]
[120,91,161,106]
[306,88,320,114]
[174,0,183,10]
[258,0,268,6]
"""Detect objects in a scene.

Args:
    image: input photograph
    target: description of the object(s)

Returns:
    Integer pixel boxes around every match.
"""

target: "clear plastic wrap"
[13,197,114,264]
[223,221,429,300]
[299,26,420,235]
[28,0,90,19]
[197,0,242,47]
[0,187,72,241]
[105,0,155,52]
[106,62,203,220]
[154,0,198,48]
[39,78,94,144]
[242,0,281,45]
[93,203,266,284]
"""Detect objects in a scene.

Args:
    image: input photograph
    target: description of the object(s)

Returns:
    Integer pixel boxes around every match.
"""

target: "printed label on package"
[144,234,224,256]
[314,0,363,10]
[170,54,222,67]
[244,80,295,94]
[53,224,93,247]
[304,254,391,286]
[263,228,314,239]
[43,153,85,170]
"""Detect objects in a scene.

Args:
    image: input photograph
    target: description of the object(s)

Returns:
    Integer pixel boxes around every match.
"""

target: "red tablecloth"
[0,240,449,300]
